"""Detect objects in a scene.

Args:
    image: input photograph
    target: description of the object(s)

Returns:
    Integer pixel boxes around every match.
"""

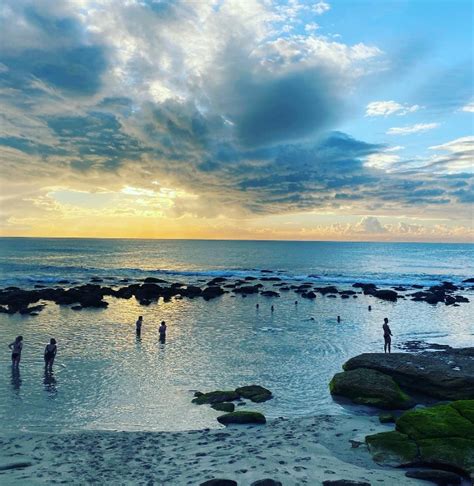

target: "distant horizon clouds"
[0,0,472,242]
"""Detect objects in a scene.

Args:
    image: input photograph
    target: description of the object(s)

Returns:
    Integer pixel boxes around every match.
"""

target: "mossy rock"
[417,437,474,475]
[235,385,273,403]
[396,403,474,440]
[365,431,418,466]
[379,412,396,424]
[329,368,414,410]
[211,402,235,413]
[192,390,240,405]
[217,411,266,425]
[451,399,474,424]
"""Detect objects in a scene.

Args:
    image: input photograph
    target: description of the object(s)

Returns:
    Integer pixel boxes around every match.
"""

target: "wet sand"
[0,414,428,485]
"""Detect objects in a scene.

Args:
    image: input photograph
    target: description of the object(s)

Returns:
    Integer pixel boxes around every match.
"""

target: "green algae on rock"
[235,385,273,403]
[366,400,474,477]
[217,411,266,425]
[329,367,414,410]
[211,402,235,413]
[192,391,240,405]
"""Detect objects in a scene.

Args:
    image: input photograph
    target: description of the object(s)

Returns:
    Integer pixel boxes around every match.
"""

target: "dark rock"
[202,286,225,300]
[341,294,350,299]
[235,385,273,403]
[455,295,469,303]
[302,291,317,299]
[327,294,337,298]
[245,276,257,280]
[445,295,456,305]
[373,289,398,302]
[353,283,377,293]
[19,304,45,315]
[462,278,474,283]
[261,277,281,281]
[233,285,261,294]
[139,299,152,306]
[199,480,237,486]
[250,480,283,486]
[340,290,357,295]
[343,348,474,400]
[260,291,280,297]
[315,286,339,295]
[211,402,235,413]
[330,368,414,409]
[0,462,33,471]
[379,412,396,424]
[181,285,202,298]
[208,277,227,285]
[143,277,167,283]
[90,277,103,282]
[405,469,462,485]
[192,391,240,405]
[217,411,266,425]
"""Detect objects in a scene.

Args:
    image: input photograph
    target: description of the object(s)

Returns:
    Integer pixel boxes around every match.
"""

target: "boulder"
[217,411,266,425]
[211,402,235,413]
[343,349,474,400]
[251,480,283,486]
[405,469,462,485]
[366,400,474,476]
[322,481,371,486]
[201,286,225,300]
[199,480,237,486]
[329,368,414,410]
[373,289,398,302]
[315,286,339,295]
[379,412,396,424]
[233,285,261,294]
[462,278,474,283]
[143,277,167,283]
[192,391,240,405]
[302,291,317,299]
[235,385,273,403]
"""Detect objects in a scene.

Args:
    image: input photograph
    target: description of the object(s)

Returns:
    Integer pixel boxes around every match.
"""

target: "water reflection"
[43,369,58,397]
[11,366,22,395]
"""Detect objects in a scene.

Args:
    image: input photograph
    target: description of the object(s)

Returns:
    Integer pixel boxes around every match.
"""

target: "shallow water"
[0,238,473,433]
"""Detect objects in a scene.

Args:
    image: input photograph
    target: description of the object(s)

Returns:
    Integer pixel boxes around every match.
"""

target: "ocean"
[0,238,473,433]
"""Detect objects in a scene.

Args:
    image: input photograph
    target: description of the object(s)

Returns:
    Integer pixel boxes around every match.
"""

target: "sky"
[0,0,472,242]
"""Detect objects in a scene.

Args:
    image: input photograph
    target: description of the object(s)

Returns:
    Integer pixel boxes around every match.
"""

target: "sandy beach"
[0,413,433,486]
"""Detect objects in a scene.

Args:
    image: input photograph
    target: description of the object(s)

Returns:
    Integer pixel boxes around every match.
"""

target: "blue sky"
[0,0,472,241]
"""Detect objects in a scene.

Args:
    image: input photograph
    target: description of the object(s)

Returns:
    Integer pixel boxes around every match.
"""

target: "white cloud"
[304,22,319,32]
[365,152,400,169]
[354,216,387,234]
[461,102,474,113]
[387,123,439,135]
[366,100,420,117]
[313,1,331,15]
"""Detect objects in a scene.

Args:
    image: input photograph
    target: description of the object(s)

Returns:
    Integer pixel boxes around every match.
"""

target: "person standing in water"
[44,338,57,370]
[383,318,393,353]
[136,316,143,338]
[8,336,23,368]
[159,321,167,342]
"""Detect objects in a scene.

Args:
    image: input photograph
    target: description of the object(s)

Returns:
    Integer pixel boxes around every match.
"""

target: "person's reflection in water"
[43,369,58,396]
[11,366,22,394]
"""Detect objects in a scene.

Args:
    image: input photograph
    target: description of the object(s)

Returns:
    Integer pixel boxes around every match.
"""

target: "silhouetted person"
[159,321,167,343]
[9,336,23,368]
[368,305,372,311]
[256,303,259,309]
[44,338,57,370]
[295,301,298,305]
[337,315,341,323]
[136,316,143,337]
[271,305,274,313]
[383,318,392,353]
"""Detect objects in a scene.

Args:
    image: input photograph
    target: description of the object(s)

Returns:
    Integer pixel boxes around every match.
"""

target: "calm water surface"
[0,238,473,432]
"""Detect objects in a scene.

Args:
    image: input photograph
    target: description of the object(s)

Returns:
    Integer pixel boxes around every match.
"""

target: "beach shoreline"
[0,412,435,485]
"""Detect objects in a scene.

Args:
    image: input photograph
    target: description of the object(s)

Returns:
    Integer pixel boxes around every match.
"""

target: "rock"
[201,286,225,300]
[181,285,202,298]
[143,277,167,283]
[208,277,227,285]
[330,368,414,410]
[343,348,474,400]
[379,412,396,423]
[366,400,474,476]
[302,291,317,299]
[373,289,398,302]
[19,304,45,315]
[315,286,339,295]
[90,277,103,282]
[455,295,469,303]
[322,481,371,486]
[217,411,266,425]
[233,285,261,294]
[260,290,280,297]
[251,480,283,486]
[199,480,237,486]
[0,462,33,471]
[260,277,281,281]
[235,385,273,403]
[405,469,462,485]
[192,391,240,405]
[353,283,377,293]
[211,402,235,413]
[462,278,474,283]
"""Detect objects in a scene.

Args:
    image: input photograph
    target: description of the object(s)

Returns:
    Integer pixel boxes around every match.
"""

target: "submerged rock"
[217,411,266,425]
[192,391,240,405]
[235,385,273,403]
[200,480,237,486]
[211,402,235,413]
[366,400,474,477]
[343,348,474,400]
[330,368,414,410]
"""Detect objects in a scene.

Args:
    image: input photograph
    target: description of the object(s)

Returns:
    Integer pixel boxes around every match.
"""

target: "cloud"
[365,100,420,117]
[313,2,331,15]
[461,102,474,113]
[355,216,387,233]
[387,123,439,135]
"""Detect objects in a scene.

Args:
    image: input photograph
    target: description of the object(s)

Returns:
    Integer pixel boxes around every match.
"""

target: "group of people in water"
[7,318,169,370]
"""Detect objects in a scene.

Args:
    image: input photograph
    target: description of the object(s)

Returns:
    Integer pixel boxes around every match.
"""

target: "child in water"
[44,338,57,370]
[9,336,23,368]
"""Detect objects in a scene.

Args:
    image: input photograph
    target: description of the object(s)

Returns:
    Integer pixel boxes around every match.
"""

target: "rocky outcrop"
[343,348,474,400]
[192,391,240,405]
[329,368,414,410]
[372,289,398,302]
[217,411,266,425]
[211,402,235,413]
[366,400,474,478]
[235,385,273,403]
